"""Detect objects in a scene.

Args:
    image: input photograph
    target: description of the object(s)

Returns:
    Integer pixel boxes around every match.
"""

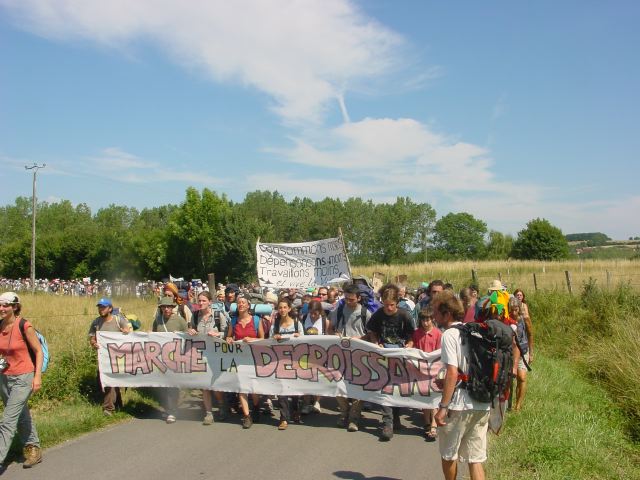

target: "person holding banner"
[89,297,131,416]
[365,283,415,441]
[153,296,188,424]
[300,300,327,415]
[187,291,230,425]
[270,297,305,430]
[329,283,371,432]
[226,296,264,429]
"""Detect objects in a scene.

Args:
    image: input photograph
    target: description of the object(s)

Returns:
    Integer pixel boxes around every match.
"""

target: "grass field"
[354,259,640,292]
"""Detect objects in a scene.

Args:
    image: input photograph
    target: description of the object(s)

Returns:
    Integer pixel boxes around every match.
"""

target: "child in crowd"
[407,307,442,440]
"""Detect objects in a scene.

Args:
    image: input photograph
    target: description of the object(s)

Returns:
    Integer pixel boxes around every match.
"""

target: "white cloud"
[82,147,223,185]
[272,117,501,195]
[1,0,403,123]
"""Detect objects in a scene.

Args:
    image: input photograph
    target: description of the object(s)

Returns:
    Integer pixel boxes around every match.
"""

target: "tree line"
[0,188,570,282]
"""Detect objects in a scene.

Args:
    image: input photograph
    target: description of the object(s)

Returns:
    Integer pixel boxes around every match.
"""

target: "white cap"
[0,292,20,304]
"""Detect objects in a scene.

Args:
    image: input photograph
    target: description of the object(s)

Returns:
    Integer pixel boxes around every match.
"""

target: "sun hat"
[488,279,503,291]
[158,296,177,307]
[0,292,20,305]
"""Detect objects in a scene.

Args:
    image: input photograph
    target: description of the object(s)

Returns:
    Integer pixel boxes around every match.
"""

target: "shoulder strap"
[360,304,368,331]
[337,304,345,329]
[214,310,221,331]
[19,317,28,340]
[274,315,281,334]
[253,315,260,335]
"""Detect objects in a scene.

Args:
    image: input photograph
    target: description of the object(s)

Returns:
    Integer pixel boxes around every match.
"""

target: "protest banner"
[256,236,351,289]
[98,332,444,409]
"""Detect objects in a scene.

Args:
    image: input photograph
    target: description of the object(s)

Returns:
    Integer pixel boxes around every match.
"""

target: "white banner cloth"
[256,237,351,289]
[98,332,444,409]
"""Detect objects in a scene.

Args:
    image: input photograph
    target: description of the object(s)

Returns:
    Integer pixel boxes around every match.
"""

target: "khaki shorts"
[438,409,489,463]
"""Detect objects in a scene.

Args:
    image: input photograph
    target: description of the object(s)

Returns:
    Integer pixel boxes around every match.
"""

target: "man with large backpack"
[88,298,131,416]
[432,289,511,480]
[328,283,371,432]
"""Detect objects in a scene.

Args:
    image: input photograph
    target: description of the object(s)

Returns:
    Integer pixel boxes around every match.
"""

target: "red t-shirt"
[0,319,35,375]
[233,318,257,341]
[412,327,442,353]
[463,306,476,324]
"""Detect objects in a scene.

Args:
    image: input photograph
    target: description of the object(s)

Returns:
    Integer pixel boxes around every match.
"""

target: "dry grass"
[354,259,640,292]
[22,295,158,355]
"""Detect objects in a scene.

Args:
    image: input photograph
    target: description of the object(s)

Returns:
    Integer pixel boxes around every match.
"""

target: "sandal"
[425,426,437,441]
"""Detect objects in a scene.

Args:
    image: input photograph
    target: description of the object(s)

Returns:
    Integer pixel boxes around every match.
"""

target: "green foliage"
[511,218,570,260]
[566,232,611,245]
[487,355,640,479]
[485,230,514,259]
[530,285,640,440]
[432,212,487,259]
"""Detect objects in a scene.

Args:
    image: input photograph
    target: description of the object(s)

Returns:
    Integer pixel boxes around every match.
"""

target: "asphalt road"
[5,397,446,480]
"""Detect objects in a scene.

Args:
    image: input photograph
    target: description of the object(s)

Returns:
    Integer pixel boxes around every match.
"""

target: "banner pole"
[338,227,353,280]
[256,236,261,287]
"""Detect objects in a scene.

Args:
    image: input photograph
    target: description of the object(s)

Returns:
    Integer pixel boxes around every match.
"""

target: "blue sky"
[1,0,638,239]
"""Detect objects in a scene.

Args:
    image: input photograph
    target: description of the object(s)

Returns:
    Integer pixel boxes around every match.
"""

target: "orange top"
[0,319,35,375]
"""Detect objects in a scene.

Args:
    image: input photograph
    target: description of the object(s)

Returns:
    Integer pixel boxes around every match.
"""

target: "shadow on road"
[333,471,402,480]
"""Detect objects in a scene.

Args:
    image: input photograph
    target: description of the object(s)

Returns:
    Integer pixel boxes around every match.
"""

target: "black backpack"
[454,319,514,405]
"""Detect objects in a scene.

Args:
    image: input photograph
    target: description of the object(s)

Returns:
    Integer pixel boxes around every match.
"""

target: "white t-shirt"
[440,323,491,412]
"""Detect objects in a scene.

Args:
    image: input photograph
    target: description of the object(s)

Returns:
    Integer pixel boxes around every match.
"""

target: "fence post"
[533,273,538,291]
[471,269,478,285]
[498,272,502,282]
[565,270,573,294]
[606,270,611,288]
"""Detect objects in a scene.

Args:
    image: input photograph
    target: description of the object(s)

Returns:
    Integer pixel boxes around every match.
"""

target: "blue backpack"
[20,318,50,373]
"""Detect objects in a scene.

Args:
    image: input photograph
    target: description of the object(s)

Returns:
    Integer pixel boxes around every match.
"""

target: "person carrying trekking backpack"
[89,298,131,417]
[328,283,371,432]
[0,292,43,471]
[432,287,511,480]
[270,297,304,430]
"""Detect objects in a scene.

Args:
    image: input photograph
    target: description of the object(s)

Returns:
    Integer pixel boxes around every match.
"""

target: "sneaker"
[312,401,322,413]
[381,424,393,441]
[278,420,288,430]
[263,398,274,414]
[202,412,214,425]
[301,404,312,415]
[23,444,42,468]
[336,416,348,428]
[242,415,253,429]
[347,421,359,432]
[166,415,176,424]
[102,409,113,417]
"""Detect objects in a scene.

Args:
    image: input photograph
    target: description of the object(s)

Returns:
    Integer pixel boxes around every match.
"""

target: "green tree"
[432,212,487,259]
[166,188,231,278]
[511,218,570,260]
[485,230,514,260]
